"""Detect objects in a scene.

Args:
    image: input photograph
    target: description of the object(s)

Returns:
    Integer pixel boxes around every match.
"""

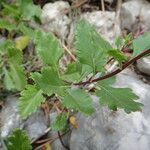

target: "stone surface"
[82,11,121,44]
[136,56,150,76]
[70,69,150,150]
[120,0,150,32]
[41,1,71,41]
[48,112,71,150]
[0,96,48,141]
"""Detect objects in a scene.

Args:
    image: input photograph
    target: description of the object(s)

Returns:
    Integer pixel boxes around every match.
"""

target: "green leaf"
[96,77,143,113]
[4,64,26,91]
[18,0,41,21]
[2,3,20,20]
[32,67,69,96]
[115,36,125,49]
[108,49,128,65]
[19,85,45,119]
[133,31,150,57]
[63,89,95,115]
[18,23,36,39]
[34,31,64,66]
[0,19,16,31]
[75,20,112,73]
[6,129,32,150]
[51,112,68,131]
[7,48,23,64]
[61,62,92,82]
[0,40,14,54]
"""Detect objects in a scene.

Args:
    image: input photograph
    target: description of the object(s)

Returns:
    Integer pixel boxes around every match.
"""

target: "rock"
[23,109,48,140]
[136,56,150,76]
[82,11,121,44]
[70,69,150,150]
[41,1,71,42]
[120,0,150,32]
[48,112,71,150]
[1,96,22,138]
[0,96,48,141]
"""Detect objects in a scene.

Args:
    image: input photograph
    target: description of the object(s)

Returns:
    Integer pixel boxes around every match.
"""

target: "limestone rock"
[41,1,71,41]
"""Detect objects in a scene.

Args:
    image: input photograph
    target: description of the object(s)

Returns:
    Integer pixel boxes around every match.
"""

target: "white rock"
[41,1,71,41]
[82,11,121,44]
[0,96,48,141]
[121,0,150,31]
[70,69,150,150]
[136,56,150,76]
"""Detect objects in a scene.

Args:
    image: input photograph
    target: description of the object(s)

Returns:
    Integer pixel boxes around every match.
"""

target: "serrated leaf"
[0,19,16,31]
[6,129,32,150]
[34,31,64,66]
[63,89,95,115]
[96,77,143,113]
[32,67,69,96]
[15,36,30,50]
[18,0,41,21]
[75,20,112,73]
[18,23,36,39]
[19,85,45,119]
[4,64,26,91]
[7,48,23,64]
[133,31,150,57]
[115,36,125,49]
[2,3,20,20]
[0,40,14,54]
[51,112,68,131]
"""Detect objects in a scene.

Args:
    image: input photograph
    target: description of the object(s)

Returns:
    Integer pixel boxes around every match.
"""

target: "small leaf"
[7,48,23,64]
[75,20,112,73]
[34,31,64,66]
[108,49,128,65]
[18,0,41,21]
[15,36,30,50]
[0,40,14,54]
[133,31,150,57]
[2,3,20,20]
[0,19,16,31]
[96,77,143,113]
[51,112,68,131]
[6,129,32,150]
[19,85,45,119]
[61,62,92,82]
[63,89,95,115]
[115,36,125,49]
[4,64,26,91]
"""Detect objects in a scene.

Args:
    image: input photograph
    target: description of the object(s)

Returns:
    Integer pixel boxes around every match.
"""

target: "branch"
[74,49,150,86]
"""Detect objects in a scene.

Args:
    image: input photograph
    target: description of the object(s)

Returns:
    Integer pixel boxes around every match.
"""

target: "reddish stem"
[74,49,150,86]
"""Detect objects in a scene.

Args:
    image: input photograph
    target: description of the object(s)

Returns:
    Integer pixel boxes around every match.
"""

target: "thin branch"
[63,44,77,61]
[101,0,105,11]
[71,0,88,8]
[74,49,150,86]
[58,131,70,150]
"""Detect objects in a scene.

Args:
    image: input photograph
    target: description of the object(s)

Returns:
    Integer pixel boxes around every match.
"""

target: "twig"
[58,131,70,150]
[113,0,122,37]
[34,132,68,150]
[74,49,150,85]
[101,0,105,11]
[63,44,77,61]
[72,0,88,8]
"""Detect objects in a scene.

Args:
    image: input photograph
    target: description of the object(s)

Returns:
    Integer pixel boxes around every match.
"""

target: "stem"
[58,131,70,150]
[74,49,150,86]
